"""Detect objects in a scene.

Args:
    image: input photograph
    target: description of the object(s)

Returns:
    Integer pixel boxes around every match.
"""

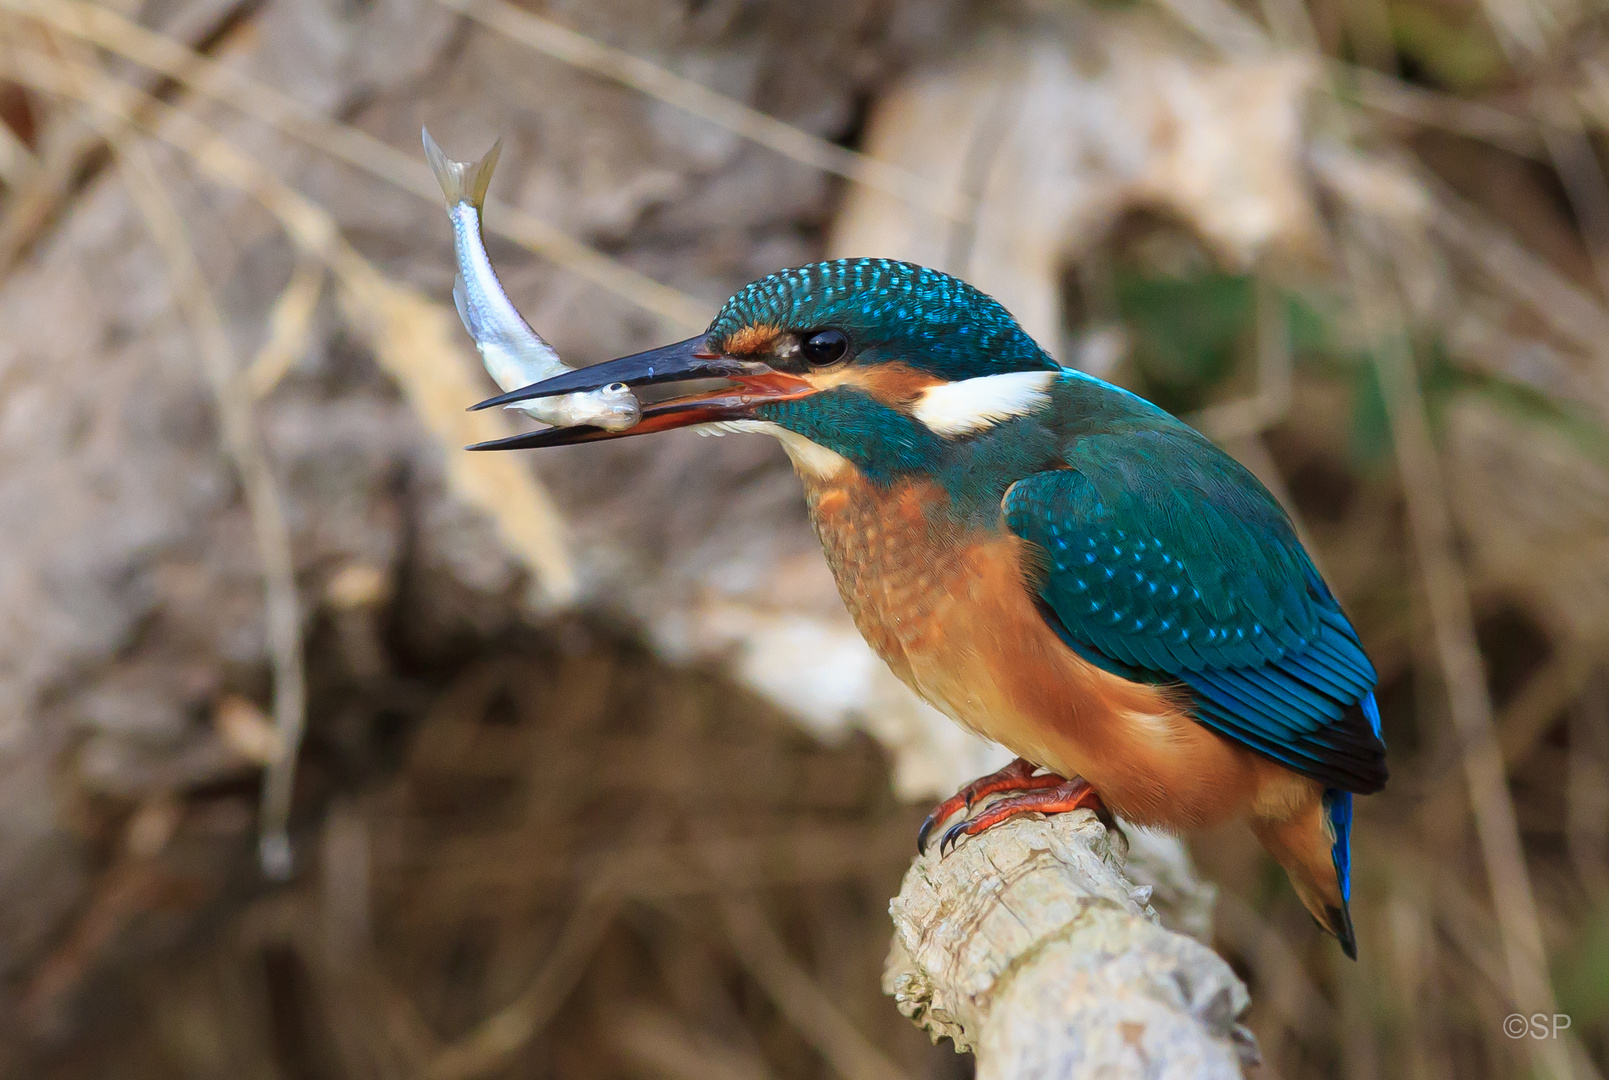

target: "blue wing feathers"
[1006,440,1388,795]
[1361,690,1383,739]
[1192,670,1322,734]
[1326,784,1356,903]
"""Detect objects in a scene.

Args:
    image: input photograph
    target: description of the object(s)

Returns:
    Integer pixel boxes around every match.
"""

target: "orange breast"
[799,468,1300,830]
[802,475,955,691]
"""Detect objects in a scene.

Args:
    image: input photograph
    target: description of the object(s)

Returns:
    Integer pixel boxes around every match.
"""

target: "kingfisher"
[468,258,1387,957]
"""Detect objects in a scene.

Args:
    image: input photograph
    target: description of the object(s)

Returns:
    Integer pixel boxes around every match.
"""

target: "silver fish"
[422,129,641,432]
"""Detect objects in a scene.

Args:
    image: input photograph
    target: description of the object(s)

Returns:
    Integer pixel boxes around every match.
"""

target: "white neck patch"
[911,370,1057,436]
[695,419,850,479]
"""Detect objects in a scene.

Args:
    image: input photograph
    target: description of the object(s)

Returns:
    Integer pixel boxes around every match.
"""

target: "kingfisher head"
[469,259,1062,482]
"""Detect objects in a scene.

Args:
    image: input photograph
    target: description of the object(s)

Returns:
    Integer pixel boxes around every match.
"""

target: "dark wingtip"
[1328,903,1359,960]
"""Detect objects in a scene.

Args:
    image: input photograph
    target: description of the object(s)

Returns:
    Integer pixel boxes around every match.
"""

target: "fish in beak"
[465,334,819,450]
[423,128,643,432]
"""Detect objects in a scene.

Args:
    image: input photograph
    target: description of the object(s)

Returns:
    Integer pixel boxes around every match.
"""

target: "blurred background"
[0,0,1607,1076]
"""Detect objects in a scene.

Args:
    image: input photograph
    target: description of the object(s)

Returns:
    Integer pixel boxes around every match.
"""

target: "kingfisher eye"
[801,328,848,366]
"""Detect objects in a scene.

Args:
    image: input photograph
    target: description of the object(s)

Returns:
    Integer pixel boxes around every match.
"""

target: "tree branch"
[884,811,1257,1079]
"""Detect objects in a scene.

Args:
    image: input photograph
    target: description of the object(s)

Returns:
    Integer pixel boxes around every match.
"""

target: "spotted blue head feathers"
[707,259,1058,380]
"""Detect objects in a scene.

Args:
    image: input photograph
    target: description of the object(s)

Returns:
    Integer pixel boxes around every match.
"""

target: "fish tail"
[422,127,502,210]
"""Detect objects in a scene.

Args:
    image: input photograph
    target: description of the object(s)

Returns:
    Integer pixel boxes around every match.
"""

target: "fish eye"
[801,328,848,366]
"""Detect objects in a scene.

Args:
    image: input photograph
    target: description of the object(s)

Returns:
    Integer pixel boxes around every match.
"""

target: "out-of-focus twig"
[1213,889,1335,1042]
[431,0,962,225]
[603,1003,778,1080]
[1385,882,1448,1080]
[1496,649,1599,767]
[19,802,189,1027]
[0,0,711,331]
[1467,0,1609,305]
[0,0,248,272]
[645,931,777,1076]
[1150,0,1273,56]
[1189,275,1292,442]
[1533,87,1609,300]
[1343,66,1542,157]
[0,45,581,900]
[718,898,910,1080]
[1176,0,1609,408]
[1423,644,1599,824]
[1180,0,1543,159]
[1567,674,1609,901]
[0,46,102,269]
[74,64,307,879]
[426,892,623,1080]
[1421,167,1609,362]
[245,250,323,399]
[1342,233,1568,1079]
[0,46,580,605]
[0,107,35,186]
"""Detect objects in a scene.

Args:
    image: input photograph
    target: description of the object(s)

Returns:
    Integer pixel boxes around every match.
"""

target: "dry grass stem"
[0,113,35,186]
[604,1004,779,1080]
[1568,680,1609,901]
[1189,275,1293,442]
[0,0,240,269]
[0,0,710,330]
[1151,0,1275,55]
[245,250,324,399]
[1344,65,1542,156]
[717,898,910,1080]
[432,0,962,224]
[83,84,308,879]
[0,45,579,602]
[1213,889,1337,1041]
[425,893,624,1080]
[1345,236,1570,1079]
[1531,86,1609,300]
[1413,168,1609,365]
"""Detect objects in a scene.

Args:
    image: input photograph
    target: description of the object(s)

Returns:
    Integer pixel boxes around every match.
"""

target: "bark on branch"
[883,811,1259,1079]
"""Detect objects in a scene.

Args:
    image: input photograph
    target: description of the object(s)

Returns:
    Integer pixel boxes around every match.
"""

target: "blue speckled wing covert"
[1004,429,1388,794]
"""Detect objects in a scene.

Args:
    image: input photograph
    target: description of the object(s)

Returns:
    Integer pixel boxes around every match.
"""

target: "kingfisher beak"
[465,334,817,450]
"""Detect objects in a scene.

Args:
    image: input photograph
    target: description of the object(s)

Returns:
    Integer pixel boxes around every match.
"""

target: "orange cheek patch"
[720,323,783,356]
[810,362,943,408]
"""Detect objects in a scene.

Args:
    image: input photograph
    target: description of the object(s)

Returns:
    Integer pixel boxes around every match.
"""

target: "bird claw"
[917,793,969,855]
[938,819,970,857]
[916,758,1065,855]
[932,777,1106,858]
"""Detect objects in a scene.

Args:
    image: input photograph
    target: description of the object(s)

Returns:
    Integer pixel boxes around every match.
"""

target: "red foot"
[916,758,1067,854]
[937,777,1106,856]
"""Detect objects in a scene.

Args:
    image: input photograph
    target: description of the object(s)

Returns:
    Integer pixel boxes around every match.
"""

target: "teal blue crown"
[707,259,1057,380]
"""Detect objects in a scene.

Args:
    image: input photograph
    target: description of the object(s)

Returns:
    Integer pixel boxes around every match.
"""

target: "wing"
[1004,429,1387,794]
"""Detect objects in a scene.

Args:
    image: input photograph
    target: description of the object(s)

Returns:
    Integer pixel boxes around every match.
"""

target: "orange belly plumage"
[799,469,1319,833]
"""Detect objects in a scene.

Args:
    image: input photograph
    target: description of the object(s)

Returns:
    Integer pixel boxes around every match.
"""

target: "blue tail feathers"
[1323,787,1357,958]
[1327,691,1381,904]
[1323,692,1378,959]
[1325,788,1353,903]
